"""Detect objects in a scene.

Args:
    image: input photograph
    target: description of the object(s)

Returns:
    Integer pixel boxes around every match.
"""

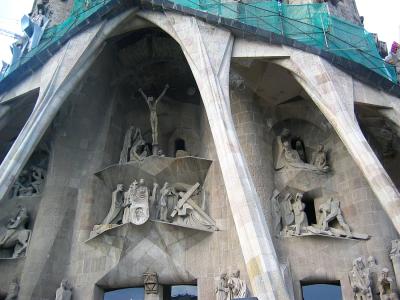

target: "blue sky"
[0,0,399,64]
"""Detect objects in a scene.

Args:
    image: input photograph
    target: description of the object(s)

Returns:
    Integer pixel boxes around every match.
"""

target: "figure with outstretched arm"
[138,84,169,145]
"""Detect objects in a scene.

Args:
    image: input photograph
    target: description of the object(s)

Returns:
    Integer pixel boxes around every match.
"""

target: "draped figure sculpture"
[101,184,125,225]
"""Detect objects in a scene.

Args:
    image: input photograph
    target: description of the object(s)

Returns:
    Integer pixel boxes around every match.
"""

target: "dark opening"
[303,198,317,225]
[301,281,342,300]
[164,285,197,300]
[104,287,144,300]
[291,137,307,163]
[175,138,186,152]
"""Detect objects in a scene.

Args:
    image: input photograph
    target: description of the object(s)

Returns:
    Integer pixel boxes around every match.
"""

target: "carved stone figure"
[143,272,158,294]
[158,182,171,222]
[129,135,148,162]
[119,126,135,164]
[318,197,351,236]
[378,268,399,300]
[0,205,31,258]
[270,189,282,236]
[349,257,372,300]
[390,240,400,291]
[274,128,328,173]
[367,256,379,297]
[274,128,292,170]
[55,279,72,300]
[295,139,307,162]
[139,84,169,146]
[119,127,149,164]
[122,180,137,224]
[5,279,19,300]
[216,273,230,300]
[170,183,217,230]
[101,184,125,225]
[282,141,328,172]
[12,166,46,197]
[149,183,159,219]
[123,179,149,225]
[311,144,329,171]
[281,193,295,234]
[292,193,308,235]
[30,166,46,194]
[228,270,247,299]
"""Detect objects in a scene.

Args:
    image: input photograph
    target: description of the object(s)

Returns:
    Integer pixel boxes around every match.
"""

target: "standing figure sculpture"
[390,240,400,291]
[292,193,308,235]
[123,179,150,225]
[349,257,373,300]
[378,268,399,300]
[270,189,282,236]
[101,184,125,225]
[55,279,72,300]
[216,273,230,300]
[138,84,169,146]
[5,279,19,300]
[158,182,171,222]
[0,205,31,258]
[227,270,247,299]
[318,197,351,236]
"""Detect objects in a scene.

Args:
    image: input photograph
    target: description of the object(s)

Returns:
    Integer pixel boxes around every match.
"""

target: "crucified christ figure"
[138,84,169,145]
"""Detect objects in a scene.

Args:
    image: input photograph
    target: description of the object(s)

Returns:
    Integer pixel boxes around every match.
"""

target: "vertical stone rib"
[138,11,290,300]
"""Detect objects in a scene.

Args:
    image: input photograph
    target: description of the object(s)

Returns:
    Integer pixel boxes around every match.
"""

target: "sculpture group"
[274,128,329,173]
[349,256,399,300]
[0,205,31,258]
[11,165,46,197]
[216,270,248,300]
[271,190,368,240]
[92,178,217,236]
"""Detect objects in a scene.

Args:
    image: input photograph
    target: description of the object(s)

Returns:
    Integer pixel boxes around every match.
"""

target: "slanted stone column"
[276,52,400,235]
[138,11,290,300]
[0,10,137,203]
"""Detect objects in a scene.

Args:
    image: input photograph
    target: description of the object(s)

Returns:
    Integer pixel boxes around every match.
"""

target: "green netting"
[172,0,397,82]
[3,0,398,84]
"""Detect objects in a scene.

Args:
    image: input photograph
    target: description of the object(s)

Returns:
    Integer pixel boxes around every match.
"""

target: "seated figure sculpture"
[311,144,330,171]
[0,205,31,258]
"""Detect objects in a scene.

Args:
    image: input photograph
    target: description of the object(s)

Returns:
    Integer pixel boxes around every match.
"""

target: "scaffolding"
[1,0,398,84]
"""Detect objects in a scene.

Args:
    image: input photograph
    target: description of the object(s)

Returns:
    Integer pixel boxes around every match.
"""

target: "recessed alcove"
[356,103,400,190]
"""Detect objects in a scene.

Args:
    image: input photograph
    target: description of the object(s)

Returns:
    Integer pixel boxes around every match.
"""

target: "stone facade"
[0,2,399,300]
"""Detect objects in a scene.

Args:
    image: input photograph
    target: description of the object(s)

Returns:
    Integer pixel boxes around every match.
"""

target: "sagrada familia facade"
[1,0,400,299]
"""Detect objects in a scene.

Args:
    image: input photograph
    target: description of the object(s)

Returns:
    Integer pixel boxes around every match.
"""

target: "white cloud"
[356,0,400,45]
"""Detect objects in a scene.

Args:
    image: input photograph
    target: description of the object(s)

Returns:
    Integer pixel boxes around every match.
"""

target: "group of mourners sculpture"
[216,270,248,300]
[92,178,217,236]
[274,128,329,173]
[349,256,399,300]
[11,165,46,197]
[271,190,368,240]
